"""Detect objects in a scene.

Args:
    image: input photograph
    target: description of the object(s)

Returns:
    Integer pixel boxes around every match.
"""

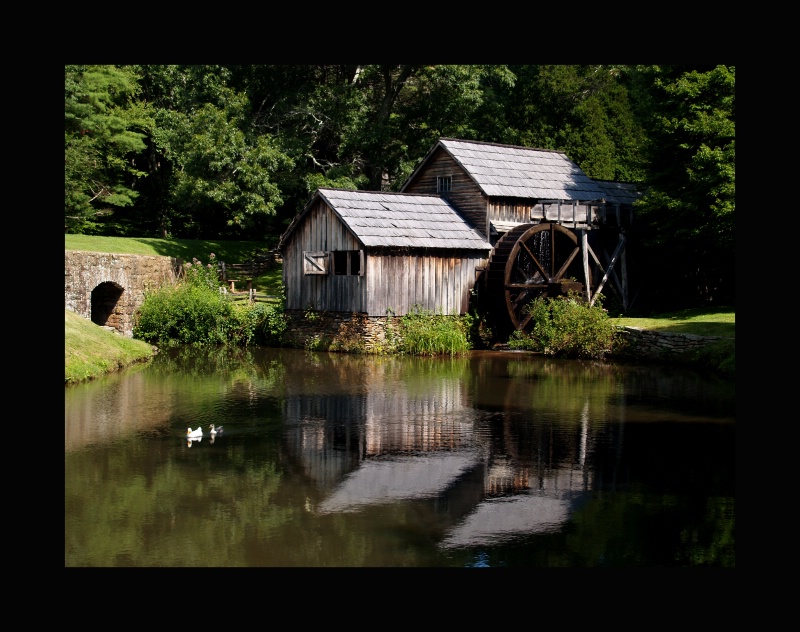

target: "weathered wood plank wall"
[283,201,366,312]
[366,251,486,316]
[402,148,488,235]
[487,198,597,228]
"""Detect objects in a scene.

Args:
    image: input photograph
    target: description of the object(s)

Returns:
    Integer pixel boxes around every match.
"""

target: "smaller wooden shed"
[278,188,493,317]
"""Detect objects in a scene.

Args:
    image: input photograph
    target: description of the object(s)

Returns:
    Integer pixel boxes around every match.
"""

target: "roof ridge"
[439,137,566,155]
[320,187,443,199]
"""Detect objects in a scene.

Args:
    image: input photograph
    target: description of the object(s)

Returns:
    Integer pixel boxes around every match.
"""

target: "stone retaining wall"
[613,326,728,360]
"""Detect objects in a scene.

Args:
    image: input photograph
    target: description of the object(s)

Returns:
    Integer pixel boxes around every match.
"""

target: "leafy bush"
[134,254,288,348]
[134,283,234,347]
[396,305,473,356]
[507,293,615,359]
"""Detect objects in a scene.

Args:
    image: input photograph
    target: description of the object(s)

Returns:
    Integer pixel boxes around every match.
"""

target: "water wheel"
[485,223,586,334]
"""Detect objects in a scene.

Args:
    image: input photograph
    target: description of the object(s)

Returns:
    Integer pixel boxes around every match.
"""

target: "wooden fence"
[219,286,281,305]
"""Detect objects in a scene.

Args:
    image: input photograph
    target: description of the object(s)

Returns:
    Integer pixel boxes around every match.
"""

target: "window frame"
[304,249,364,276]
[333,249,364,276]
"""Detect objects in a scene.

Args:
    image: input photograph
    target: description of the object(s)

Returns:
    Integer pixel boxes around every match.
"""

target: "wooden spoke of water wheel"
[490,223,583,332]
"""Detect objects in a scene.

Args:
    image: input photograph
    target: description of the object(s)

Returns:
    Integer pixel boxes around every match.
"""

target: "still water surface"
[65,346,735,567]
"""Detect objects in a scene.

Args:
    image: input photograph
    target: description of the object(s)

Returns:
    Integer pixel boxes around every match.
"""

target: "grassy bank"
[611,307,734,379]
[610,306,735,338]
[65,309,156,384]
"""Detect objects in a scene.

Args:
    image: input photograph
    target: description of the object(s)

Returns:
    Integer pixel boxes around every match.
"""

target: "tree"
[484,65,647,181]
[628,65,735,310]
[127,65,294,240]
[65,65,149,234]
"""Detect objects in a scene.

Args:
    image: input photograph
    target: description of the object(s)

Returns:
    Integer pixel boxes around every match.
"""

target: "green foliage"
[133,281,233,347]
[253,293,288,346]
[163,88,294,234]
[396,305,473,356]
[684,338,735,380]
[133,254,288,348]
[508,293,615,359]
[491,65,648,181]
[183,253,222,290]
[65,65,150,233]
[628,65,735,310]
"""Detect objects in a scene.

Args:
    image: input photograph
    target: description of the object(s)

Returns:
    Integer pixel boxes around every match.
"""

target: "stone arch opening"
[91,282,125,329]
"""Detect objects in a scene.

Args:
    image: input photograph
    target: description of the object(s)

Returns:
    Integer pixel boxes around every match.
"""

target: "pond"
[65,346,735,567]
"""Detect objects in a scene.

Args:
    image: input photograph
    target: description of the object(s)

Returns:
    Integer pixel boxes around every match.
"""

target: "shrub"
[256,301,289,346]
[134,254,234,347]
[134,283,234,347]
[507,293,615,359]
[397,305,473,356]
[134,256,290,349]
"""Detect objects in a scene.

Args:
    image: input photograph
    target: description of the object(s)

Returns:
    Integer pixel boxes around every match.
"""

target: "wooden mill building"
[278,138,640,346]
[401,138,637,242]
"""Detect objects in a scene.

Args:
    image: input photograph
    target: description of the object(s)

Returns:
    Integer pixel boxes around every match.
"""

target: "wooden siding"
[488,197,599,229]
[401,148,489,238]
[282,200,367,312]
[366,250,487,316]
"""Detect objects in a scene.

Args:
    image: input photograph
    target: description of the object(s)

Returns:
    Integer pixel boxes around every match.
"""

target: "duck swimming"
[187,426,203,439]
[209,424,223,436]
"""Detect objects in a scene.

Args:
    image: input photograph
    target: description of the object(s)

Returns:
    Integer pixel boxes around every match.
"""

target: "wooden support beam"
[589,234,626,307]
[580,231,592,303]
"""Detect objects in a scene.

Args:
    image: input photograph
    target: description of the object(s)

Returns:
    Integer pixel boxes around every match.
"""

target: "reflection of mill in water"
[282,358,599,546]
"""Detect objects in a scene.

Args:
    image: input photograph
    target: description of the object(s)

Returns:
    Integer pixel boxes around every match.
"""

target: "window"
[333,250,363,276]
[437,176,452,193]
[304,250,363,276]
[303,251,328,275]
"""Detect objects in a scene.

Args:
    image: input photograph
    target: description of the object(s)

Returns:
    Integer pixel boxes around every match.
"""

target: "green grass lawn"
[611,306,735,338]
[65,234,268,265]
[65,309,155,384]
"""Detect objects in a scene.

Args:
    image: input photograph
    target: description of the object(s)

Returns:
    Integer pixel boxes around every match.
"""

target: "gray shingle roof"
[434,138,610,201]
[302,188,492,250]
[593,180,643,206]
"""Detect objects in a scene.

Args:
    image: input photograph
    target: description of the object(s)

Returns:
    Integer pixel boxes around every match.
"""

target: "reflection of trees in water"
[65,441,286,566]
[467,354,628,498]
[65,369,173,451]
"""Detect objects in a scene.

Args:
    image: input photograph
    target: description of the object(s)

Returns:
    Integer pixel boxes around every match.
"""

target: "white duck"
[209,424,223,436]
[187,426,203,439]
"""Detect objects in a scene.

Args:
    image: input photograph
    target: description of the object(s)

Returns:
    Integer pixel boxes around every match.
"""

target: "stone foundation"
[282,311,403,353]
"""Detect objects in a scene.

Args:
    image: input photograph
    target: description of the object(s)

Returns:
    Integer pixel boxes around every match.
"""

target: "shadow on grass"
[646,322,735,337]
[129,239,269,264]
